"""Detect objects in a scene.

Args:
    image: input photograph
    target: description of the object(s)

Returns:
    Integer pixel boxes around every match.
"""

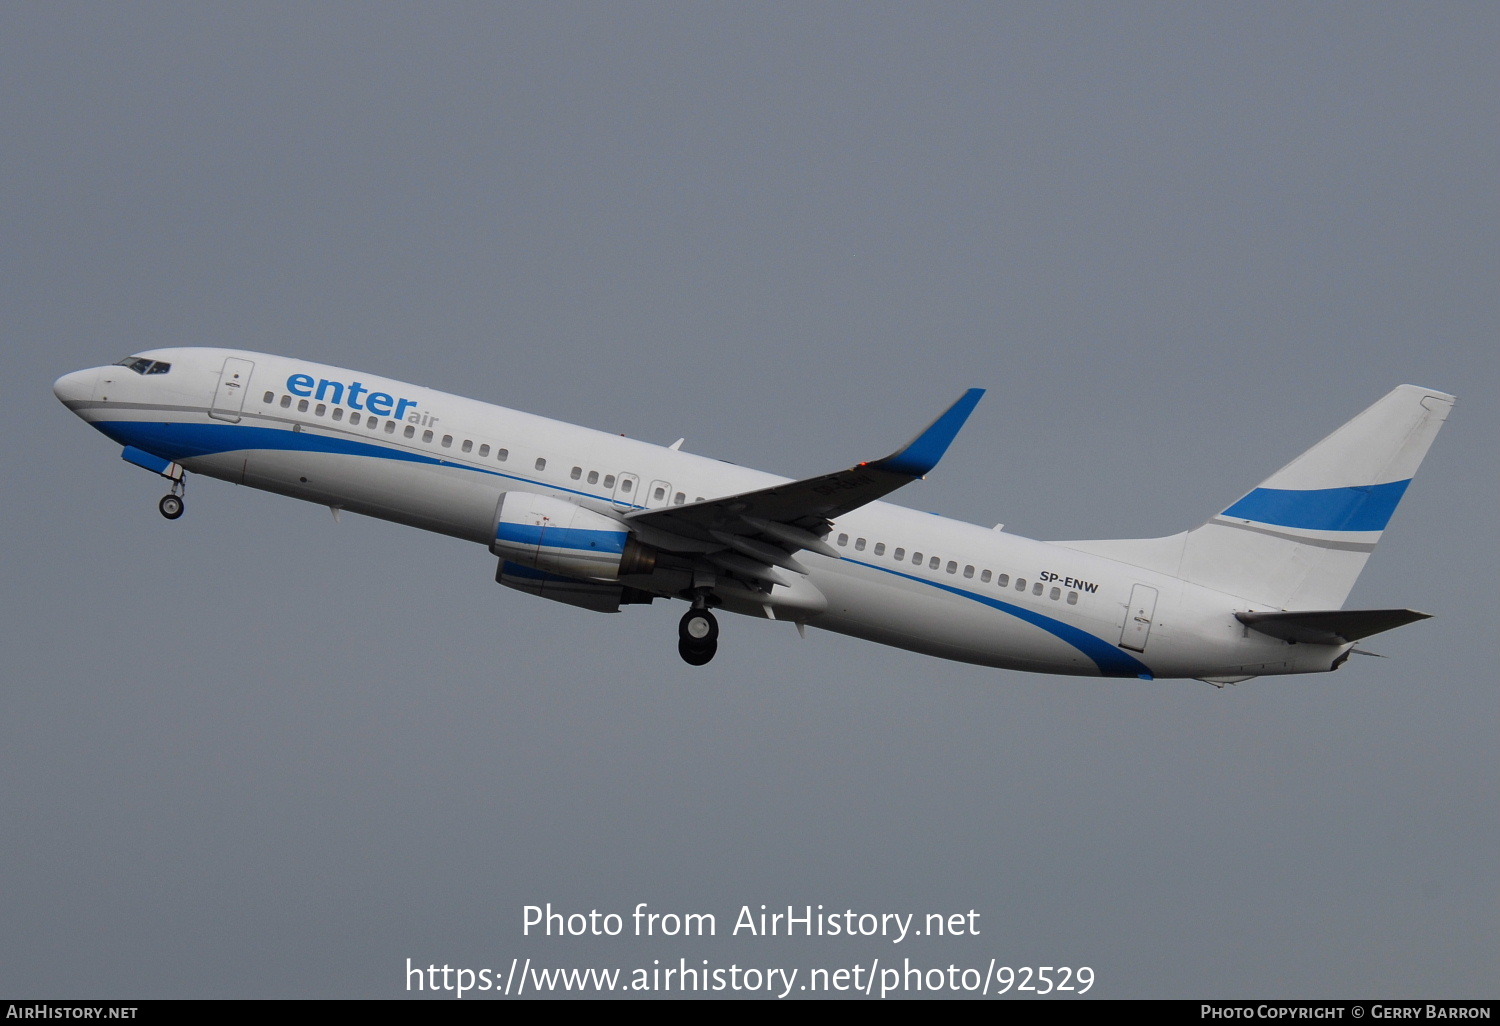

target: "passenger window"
[603,474,615,488]
[1050,587,1061,600]
[422,430,433,443]
[462,439,473,453]
[385,421,396,435]
[963,565,974,578]
[333,408,344,421]
[620,479,632,493]
[980,569,991,583]
[674,492,685,505]
[478,443,489,456]
[497,448,508,461]
[946,561,957,574]
[1032,582,1043,596]
[263,391,274,404]
[440,435,451,447]
[929,556,940,570]
[571,467,582,480]
[587,471,599,485]
[873,543,885,556]
[997,574,1009,587]
[280,395,292,408]
[315,403,326,416]
[855,538,866,551]
[837,534,849,547]
[653,486,666,501]
[1015,578,1026,591]
[405,425,416,438]
[368,418,379,430]
[536,458,547,471]
[349,412,361,425]
[894,548,905,561]
[912,552,923,564]
[1067,591,1079,605]
[297,399,309,413]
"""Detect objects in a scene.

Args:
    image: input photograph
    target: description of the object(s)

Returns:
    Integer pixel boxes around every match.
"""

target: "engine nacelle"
[491,491,657,581]
[496,560,653,613]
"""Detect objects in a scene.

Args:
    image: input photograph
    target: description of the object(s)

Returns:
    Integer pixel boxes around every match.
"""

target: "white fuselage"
[53,347,1344,680]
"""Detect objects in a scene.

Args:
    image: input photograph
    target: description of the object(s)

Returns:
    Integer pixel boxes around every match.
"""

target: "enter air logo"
[286,372,424,422]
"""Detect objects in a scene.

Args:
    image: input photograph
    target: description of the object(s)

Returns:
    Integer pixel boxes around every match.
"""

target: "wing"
[627,389,984,586]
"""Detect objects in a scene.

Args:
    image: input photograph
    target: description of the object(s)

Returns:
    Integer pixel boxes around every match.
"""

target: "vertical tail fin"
[1054,385,1455,609]
[1178,384,1454,608]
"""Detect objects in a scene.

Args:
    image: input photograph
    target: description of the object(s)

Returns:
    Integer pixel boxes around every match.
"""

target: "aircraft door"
[612,472,639,509]
[209,357,255,423]
[1120,584,1159,652]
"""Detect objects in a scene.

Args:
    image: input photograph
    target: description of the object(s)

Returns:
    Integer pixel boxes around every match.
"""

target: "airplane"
[52,348,1454,684]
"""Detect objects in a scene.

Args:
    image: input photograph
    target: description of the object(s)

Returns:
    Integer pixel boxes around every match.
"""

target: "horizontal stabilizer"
[1235,608,1431,646]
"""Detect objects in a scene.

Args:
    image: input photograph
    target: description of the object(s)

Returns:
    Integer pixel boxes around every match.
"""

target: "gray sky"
[4,2,1495,999]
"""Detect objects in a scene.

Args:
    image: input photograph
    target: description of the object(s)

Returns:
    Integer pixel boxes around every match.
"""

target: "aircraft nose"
[53,369,95,406]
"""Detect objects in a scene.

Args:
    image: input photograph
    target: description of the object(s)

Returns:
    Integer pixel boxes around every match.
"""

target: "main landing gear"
[158,478,186,520]
[678,604,719,666]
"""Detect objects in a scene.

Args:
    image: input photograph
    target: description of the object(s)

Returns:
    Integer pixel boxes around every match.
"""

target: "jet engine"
[495,560,654,613]
[490,491,657,581]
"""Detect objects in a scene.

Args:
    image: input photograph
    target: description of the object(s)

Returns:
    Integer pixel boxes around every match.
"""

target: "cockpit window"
[115,357,172,375]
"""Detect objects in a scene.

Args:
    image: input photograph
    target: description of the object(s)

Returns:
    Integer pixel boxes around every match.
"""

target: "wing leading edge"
[627,388,984,567]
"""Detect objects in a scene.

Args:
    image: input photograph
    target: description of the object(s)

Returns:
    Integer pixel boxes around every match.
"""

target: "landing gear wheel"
[678,609,719,646]
[678,639,716,666]
[158,494,184,520]
[677,608,719,665]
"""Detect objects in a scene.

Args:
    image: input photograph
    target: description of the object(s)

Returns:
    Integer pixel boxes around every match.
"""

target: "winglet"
[873,388,985,477]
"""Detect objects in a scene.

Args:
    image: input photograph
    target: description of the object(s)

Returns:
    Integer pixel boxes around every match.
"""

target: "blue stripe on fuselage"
[846,559,1152,677]
[103,417,1150,675]
[94,418,642,508]
[98,420,444,468]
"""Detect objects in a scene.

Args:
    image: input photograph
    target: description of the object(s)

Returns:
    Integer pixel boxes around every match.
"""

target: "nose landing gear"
[678,603,719,666]
[120,446,187,520]
[158,478,186,520]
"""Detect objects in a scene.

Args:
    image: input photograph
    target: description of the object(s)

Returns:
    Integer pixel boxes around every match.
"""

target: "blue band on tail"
[1221,480,1410,532]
